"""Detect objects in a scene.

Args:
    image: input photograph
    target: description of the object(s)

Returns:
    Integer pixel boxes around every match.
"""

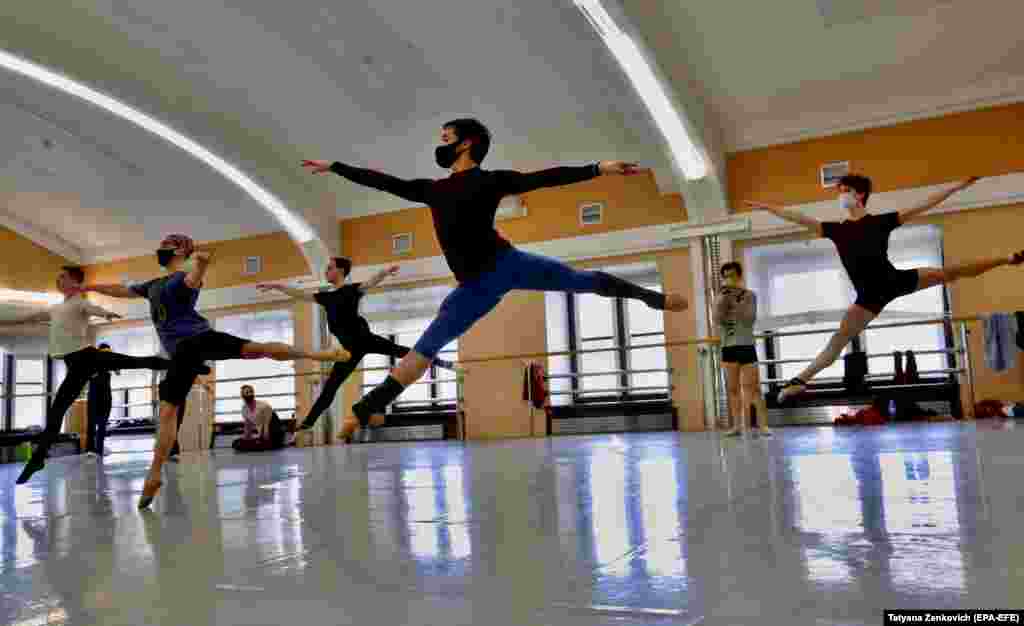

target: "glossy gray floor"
[2,423,1022,625]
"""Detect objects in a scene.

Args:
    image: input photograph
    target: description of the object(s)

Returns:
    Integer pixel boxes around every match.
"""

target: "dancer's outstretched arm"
[256,284,316,302]
[0,311,50,326]
[745,201,823,236]
[360,266,399,292]
[301,159,430,204]
[898,177,980,223]
[496,160,637,196]
[81,284,143,299]
[82,301,122,322]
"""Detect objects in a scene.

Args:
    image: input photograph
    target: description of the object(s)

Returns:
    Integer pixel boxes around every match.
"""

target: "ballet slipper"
[777,378,807,404]
[138,476,163,510]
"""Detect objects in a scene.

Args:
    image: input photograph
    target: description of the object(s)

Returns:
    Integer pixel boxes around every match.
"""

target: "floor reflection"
[0,424,1018,625]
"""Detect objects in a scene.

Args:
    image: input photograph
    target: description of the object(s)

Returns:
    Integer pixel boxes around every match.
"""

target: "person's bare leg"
[139,401,179,509]
[779,304,877,402]
[242,341,350,363]
[339,351,431,441]
[916,250,1023,291]
[741,364,771,436]
[721,362,743,436]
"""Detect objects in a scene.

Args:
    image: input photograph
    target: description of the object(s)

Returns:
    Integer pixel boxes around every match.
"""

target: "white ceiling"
[628,0,1024,150]
[0,0,1022,264]
[0,0,670,263]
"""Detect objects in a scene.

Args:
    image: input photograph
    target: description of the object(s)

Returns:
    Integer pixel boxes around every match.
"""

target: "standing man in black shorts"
[716,262,771,437]
[748,174,1023,403]
[258,257,458,432]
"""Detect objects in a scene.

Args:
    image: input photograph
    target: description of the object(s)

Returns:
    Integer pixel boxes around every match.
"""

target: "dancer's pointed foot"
[16,454,46,485]
[138,476,163,510]
[777,378,807,404]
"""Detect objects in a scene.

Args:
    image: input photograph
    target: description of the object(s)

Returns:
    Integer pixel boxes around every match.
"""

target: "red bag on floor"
[974,400,1007,419]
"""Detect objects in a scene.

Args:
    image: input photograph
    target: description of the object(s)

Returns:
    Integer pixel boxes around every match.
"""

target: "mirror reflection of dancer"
[79,234,350,508]
[258,257,457,433]
[0,266,184,485]
[716,263,771,437]
[748,174,1023,403]
[303,118,688,439]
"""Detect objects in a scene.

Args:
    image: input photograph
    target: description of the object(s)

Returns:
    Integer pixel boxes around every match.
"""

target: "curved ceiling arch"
[0,48,328,273]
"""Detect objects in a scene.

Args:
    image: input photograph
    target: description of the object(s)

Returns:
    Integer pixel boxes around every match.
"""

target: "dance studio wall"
[83,231,309,289]
[339,172,686,266]
[727,100,1024,406]
[941,203,1024,403]
[0,226,73,292]
[727,101,1024,209]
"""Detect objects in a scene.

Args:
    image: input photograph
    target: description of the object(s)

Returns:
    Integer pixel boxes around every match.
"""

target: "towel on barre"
[1017,311,1024,351]
[983,313,1017,372]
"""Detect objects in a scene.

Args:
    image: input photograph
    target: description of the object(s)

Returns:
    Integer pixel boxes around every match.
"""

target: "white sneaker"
[84,451,98,459]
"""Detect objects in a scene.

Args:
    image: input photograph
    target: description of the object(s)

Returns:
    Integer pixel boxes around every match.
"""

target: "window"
[13,357,45,429]
[545,292,572,406]
[554,263,669,405]
[365,317,457,410]
[96,326,161,422]
[214,310,295,422]
[576,293,618,395]
[626,284,668,390]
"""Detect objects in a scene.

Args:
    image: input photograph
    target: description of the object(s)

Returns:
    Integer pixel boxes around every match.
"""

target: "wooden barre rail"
[458,338,719,366]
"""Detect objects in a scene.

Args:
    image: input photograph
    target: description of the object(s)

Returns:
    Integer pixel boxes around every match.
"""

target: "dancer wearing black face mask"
[302,118,689,440]
[258,257,458,432]
[748,174,1024,403]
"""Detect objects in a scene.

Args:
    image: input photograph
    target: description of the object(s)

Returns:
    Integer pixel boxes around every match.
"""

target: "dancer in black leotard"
[302,118,688,439]
[748,174,1024,403]
[258,258,457,431]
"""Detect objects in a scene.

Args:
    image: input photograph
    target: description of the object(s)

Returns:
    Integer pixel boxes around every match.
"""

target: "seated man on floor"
[232,385,285,452]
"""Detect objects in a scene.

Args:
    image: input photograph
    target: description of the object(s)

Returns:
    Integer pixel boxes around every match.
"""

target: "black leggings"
[34,348,169,456]
[86,379,112,455]
[302,334,412,428]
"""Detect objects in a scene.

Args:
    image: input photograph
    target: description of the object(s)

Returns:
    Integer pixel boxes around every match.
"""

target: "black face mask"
[434,142,462,169]
[156,248,176,267]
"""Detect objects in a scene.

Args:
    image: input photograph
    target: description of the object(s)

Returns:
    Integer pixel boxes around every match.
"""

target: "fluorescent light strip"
[0,49,317,244]
[0,289,63,306]
[574,0,708,180]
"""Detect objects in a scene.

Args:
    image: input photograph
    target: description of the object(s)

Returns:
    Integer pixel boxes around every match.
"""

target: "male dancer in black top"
[748,174,1023,402]
[303,118,688,439]
[258,257,457,431]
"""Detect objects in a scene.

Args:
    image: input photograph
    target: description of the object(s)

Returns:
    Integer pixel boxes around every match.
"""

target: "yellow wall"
[340,172,686,266]
[942,204,1024,403]
[728,102,1024,209]
[84,231,311,288]
[459,290,548,439]
[0,227,73,292]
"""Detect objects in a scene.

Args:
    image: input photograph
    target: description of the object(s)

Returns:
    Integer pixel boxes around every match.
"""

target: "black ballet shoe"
[138,477,163,510]
[16,454,46,485]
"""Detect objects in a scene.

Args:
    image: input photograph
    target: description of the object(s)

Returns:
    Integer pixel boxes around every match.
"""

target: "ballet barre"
[753,315,981,339]
[458,338,718,365]
[758,348,962,366]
